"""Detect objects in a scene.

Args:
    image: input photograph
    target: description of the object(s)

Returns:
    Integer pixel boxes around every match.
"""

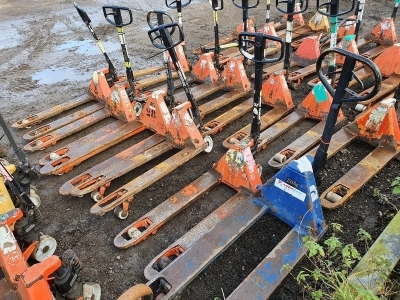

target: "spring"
[62,249,83,273]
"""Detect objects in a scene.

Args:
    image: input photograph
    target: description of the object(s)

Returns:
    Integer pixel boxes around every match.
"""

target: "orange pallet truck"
[267,43,400,170]
[116,44,381,300]
[0,209,101,300]
[316,91,400,209]
[0,112,57,263]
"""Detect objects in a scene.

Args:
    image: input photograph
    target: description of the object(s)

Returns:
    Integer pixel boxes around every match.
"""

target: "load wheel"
[29,185,41,207]
[288,81,299,90]
[114,206,128,220]
[118,284,153,300]
[272,153,287,163]
[203,136,213,153]
[90,191,101,202]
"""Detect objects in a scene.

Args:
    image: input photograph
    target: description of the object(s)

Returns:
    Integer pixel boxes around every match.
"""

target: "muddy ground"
[0,0,399,299]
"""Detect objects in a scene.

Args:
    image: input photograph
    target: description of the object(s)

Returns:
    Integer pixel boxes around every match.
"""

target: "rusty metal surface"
[114,170,222,249]
[0,278,16,300]
[202,97,253,136]
[268,120,346,169]
[222,107,294,149]
[143,190,249,280]
[174,82,223,104]
[137,71,196,91]
[12,94,93,129]
[39,120,145,175]
[358,81,396,107]
[23,109,111,152]
[192,35,237,56]
[307,127,356,159]
[256,111,305,151]
[321,146,399,210]
[199,90,249,117]
[90,146,207,216]
[146,190,265,299]
[133,65,165,78]
[59,134,167,196]
[22,103,105,141]
[228,229,307,300]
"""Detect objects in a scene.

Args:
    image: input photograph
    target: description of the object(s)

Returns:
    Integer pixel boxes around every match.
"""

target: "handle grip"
[316,48,382,103]
[209,0,224,10]
[232,0,260,9]
[147,10,176,36]
[165,0,191,9]
[276,0,308,14]
[73,2,91,25]
[238,32,284,63]
[102,5,133,27]
[148,22,184,50]
[316,0,356,17]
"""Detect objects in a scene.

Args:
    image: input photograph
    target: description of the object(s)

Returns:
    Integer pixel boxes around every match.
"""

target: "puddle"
[0,25,23,51]
[56,39,121,55]
[32,67,91,85]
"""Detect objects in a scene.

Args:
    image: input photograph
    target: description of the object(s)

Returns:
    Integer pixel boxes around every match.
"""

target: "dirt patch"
[0,0,399,299]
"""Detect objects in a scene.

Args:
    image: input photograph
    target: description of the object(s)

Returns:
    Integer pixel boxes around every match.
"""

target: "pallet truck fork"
[117,47,381,300]
[0,210,101,300]
[317,92,400,209]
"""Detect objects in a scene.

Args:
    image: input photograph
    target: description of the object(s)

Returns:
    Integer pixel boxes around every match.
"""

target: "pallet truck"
[0,112,57,263]
[0,210,101,300]
[268,43,400,171]
[116,40,382,300]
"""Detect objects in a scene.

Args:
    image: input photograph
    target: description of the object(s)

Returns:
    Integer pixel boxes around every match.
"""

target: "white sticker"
[274,178,306,201]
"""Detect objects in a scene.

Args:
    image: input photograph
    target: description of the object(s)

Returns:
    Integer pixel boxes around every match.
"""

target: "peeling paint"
[0,225,17,255]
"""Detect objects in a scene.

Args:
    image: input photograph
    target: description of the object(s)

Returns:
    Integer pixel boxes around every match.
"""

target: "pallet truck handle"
[239,32,284,151]
[102,5,133,27]
[316,0,356,17]
[238,32,285,63]
[232,0,260,9]
[147,10,176,35]
[210,0,224,10]
[148,22,184,50]
[73,2,91,25]
[165,0,191,9]
[276,0,308,14]
[316,48,382,103]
